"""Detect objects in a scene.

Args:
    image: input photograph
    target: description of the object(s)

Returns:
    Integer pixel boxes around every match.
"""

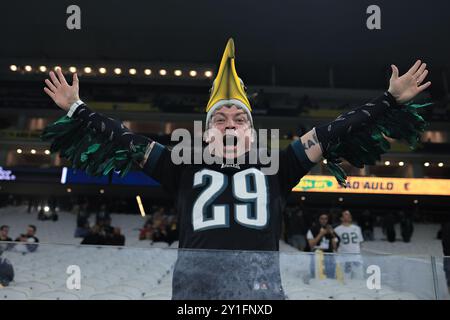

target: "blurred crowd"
[139,206,178,245]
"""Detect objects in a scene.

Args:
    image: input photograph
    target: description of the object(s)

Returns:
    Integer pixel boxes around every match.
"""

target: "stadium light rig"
[136,195,146,217]
[8,63,214,80]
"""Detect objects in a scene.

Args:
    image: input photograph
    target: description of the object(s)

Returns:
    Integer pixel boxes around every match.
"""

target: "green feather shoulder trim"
[324,102,432,187]
[41,116,147,177]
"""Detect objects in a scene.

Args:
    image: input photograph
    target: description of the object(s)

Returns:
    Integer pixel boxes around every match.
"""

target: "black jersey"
[143,140,314,299]
[143,140,315,251]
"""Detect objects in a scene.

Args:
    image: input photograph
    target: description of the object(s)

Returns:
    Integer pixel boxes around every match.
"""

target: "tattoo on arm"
[300,128,323,163]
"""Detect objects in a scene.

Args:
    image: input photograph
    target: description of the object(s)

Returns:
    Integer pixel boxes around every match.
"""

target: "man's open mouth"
[223,134,238,147]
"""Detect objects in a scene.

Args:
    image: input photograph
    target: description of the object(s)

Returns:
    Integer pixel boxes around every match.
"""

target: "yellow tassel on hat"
[206,38,252,113]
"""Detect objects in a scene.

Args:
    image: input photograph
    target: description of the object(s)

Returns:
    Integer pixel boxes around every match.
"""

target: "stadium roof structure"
[0,0,449,92]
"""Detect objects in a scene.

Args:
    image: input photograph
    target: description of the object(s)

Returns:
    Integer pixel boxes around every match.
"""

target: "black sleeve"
[72,104,151,150]
[277,140,317,195]
[315,91,398,154]
[141,143,182,194]
[72,104,181,190]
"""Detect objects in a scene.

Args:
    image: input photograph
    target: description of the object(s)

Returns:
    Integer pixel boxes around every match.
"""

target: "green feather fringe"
[324,102,432,187]
[41,116,147,177]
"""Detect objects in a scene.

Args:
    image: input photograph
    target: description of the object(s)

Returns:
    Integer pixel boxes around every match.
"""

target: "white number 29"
[192,168,268,231]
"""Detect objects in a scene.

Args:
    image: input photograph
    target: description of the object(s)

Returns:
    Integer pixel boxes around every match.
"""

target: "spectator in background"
[15,225,39,252]
[74,220,90,238]
[383,212,396,242]
[166,215,179,245]
[360,210,374,241]
[81,225,104,245]
[0,225,12,242]
[441,220,450,291]
[334,210,364,280]
[0,257,14,287]
[306,214,337,279]
[286,208,307,251]
[139,223,153,241]
[0,225,13,252]
[152,218,168,243]
[306,214,337,253]
[107,227,125,246]
[102,217,114,235]
[399,210,414,243]
[96,203,110,224]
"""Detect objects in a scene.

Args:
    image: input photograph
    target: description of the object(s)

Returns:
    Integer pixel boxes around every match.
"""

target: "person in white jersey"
[334,210,364,280]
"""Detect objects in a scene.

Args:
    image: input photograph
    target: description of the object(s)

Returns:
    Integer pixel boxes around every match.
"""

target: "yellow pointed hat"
[205,38,253,126]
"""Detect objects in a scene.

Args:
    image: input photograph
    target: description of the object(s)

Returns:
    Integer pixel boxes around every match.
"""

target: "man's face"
[0,227,9,237]
[319,214,328,227]
[341,211,352,224]
[26,227,35,236]
[207,105,252,159]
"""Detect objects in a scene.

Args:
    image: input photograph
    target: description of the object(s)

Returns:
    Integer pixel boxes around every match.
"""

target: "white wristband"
[67,100,85,118]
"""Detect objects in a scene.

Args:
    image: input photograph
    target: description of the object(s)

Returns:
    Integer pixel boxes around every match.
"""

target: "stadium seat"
[333,292,374,300]
[142,293,171,300]
[35,290,81,300]
[0,288,29,300]
[378,292,419,300]
[151,242,169,248]
[15,281,51,293]
[88,292,133,300]
[287,290,329,300]
[103,285,144,299]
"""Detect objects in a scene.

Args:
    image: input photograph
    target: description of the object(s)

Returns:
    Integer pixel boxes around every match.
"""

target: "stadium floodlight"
[84,67,92,74]
[61,167,68,184]
[129,68,137,75]
[24,65,32,72]
[174,70,182,76]
[205,70,213,77]
[398,161,405,166]
[384,160,390,166]
[114,68,122,75]
[189,70,197,77]
[424,162,430,167]
[16,148,22,154]
[136,195,146,217]
[10,65,18,71]
[159,69,167,76]
[438,162,444,167]
[30,149,36,154]
[99,67,107,74]
[44,150,51,155]
[144,69,152,75]
[39,66,47,72]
